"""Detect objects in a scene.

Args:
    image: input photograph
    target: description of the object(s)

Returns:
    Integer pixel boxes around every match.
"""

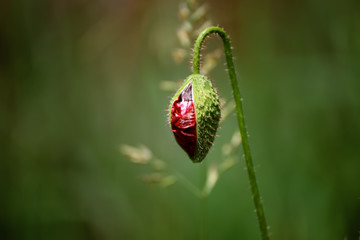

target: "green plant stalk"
[201,163,208,240]
[193,26,270,240]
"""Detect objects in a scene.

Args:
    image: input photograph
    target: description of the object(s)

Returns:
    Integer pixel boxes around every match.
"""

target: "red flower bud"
[169,74,221,163]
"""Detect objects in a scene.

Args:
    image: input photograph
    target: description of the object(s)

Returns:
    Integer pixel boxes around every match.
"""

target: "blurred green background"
[1,0,360,239]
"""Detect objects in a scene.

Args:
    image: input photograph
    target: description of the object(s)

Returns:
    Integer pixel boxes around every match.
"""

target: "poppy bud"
[169,74,221,163]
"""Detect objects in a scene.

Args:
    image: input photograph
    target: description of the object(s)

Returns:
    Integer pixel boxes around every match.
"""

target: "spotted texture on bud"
[169,74,221,163]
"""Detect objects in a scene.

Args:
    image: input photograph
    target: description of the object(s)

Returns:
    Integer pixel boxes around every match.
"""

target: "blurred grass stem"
[201,162,208,240]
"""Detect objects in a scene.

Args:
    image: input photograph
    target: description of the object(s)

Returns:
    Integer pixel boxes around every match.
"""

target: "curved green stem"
[193,26,270,240]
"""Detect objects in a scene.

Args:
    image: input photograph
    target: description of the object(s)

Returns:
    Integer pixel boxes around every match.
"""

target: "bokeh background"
[1,0,360,239]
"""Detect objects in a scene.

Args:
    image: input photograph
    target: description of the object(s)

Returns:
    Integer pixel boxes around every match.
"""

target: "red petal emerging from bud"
[171,82,197,158]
